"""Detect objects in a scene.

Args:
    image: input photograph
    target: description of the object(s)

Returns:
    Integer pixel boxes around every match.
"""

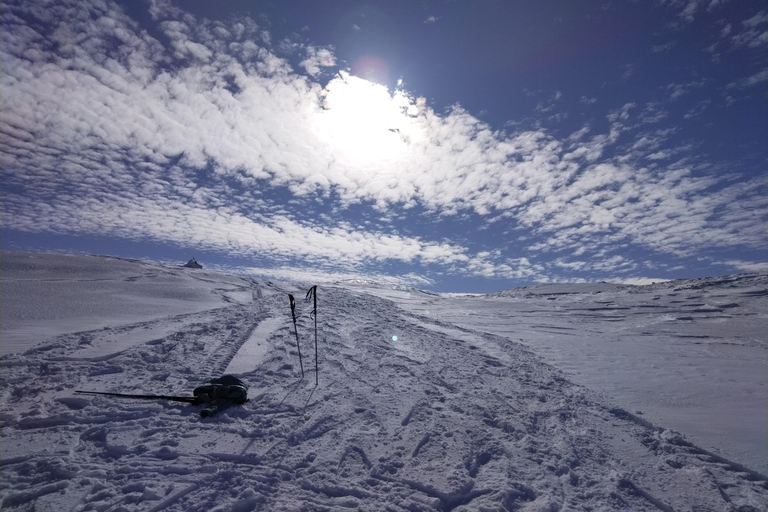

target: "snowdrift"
[0,251,765,511]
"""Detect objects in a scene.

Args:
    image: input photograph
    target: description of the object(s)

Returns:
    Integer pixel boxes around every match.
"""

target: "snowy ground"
[353,278,768,476]
[1,252,766,511]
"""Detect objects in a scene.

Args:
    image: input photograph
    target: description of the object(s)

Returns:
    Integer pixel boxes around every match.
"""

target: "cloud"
[663,79,705,100]
[638,103,668,124]
[606,103,636,122]
[707,8,766,57]
[1,0,766,285]
[680,0,704,22]
[463,254,546,280]
[706,0,727,11]
[657,0,731,24]
[300,46,336,76]
[727,70,767,89]
[683,99,711,119]
[652,41,677,52]
[1,187,474,267]
[241,267,436,288]
[731,10,767,48]
[720,260,768,273]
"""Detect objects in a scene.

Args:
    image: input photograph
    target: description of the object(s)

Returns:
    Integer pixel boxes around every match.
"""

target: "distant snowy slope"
[489,281,627,297]
[0,254,765,511]
[0,252,259,355]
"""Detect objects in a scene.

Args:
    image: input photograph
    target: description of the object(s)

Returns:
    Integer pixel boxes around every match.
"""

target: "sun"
[315,72,420,165]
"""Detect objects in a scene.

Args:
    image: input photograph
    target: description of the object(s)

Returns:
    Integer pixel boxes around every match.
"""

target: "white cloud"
[300,46,336,76]
[684,99,711,119]
[1,0,766,285]
[162,21,213,61]
[638,103,668,124]
[647,150,672,160]
[707,0,727,11]
[606,102,636,122]
[0,190,471,268]
[663,79,705,100]
[721,260,768,273]
[460,252,546,280]
[727,70,767,89]
[657,0,730,23]
[680,0,702,22]
[726,9,767,48]
[651,41,677,52]
[741,10,766,30]
[242,267,435,288]
[705,8,765,58]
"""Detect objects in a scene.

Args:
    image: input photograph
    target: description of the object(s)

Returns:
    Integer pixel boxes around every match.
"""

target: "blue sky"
[1,0,765,292]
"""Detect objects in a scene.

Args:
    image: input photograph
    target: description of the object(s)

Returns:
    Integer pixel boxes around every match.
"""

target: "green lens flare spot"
[392,335,398,342]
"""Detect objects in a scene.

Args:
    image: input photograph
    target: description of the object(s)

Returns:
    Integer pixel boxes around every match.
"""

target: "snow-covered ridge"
[488,272,767,298]
[1,252,765,511]
[334,277,441,295]
[488,281,627,297]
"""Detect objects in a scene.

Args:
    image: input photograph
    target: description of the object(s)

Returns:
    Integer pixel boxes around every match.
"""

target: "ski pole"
[75,390,200,403]
[288,294,304,378]
[306,285,318,386]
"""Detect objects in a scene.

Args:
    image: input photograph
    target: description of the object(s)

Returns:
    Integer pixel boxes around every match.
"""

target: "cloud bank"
[1,0,765,287]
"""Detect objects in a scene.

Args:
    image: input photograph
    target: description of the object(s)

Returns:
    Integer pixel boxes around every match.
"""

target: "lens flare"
[350,55,390,85]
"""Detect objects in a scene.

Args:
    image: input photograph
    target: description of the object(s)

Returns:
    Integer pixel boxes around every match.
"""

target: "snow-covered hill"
[0,252,765,511]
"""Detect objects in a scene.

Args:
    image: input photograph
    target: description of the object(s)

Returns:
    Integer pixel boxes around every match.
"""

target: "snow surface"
[352,277,768,476]
[1,251,766,511]
[0,253,252,356]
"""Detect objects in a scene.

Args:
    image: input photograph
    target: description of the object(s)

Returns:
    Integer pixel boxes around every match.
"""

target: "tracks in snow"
[1,284,766,512]
[203,305,269,377]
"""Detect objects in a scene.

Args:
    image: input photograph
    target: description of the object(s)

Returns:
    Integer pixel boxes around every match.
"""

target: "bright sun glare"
[316,72,421,164]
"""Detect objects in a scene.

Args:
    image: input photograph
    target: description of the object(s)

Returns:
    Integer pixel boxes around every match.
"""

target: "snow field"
[0,253,255,356]
[400,276,767,475]
[0,253,766,511]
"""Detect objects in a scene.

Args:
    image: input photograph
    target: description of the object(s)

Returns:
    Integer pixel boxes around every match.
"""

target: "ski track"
[1,273,767,510]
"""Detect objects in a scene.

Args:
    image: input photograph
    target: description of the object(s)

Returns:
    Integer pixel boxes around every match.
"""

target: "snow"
[0,253,251,356]
[225,317,285,376]
[1,251,766,511]
[361,276,768,476]
[406,286,766,476]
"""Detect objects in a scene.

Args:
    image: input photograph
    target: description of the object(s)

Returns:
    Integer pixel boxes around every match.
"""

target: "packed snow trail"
[0,254,766,511]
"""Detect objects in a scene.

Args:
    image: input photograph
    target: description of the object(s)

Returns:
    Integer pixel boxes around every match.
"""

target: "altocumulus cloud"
[1,0,765,285]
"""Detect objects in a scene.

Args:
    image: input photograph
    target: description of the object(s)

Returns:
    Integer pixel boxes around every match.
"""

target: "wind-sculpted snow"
[0,253,766,511]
